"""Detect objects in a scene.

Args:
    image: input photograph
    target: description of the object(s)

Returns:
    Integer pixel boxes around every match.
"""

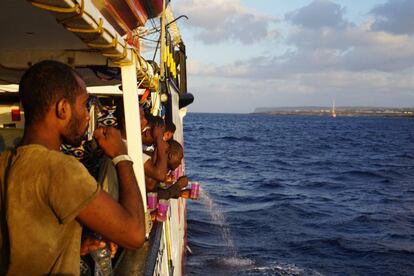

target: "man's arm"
[145,174,158,192]
[77,127,145,250]
[143,125,169,182]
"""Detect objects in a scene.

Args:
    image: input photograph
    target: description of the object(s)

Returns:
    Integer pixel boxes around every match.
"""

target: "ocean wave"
[379,197,401,204]
[213,136,258,142]
[271,202,329,220]
[207,256,255,269]
[268,159,293,167]
[226,202,279,216]
[247,262,324,276]
[332,214,394,235]
[339,170,385,179]
[383,233,414,240]
[255,180,284,189]
[288,237,360,256]
[196,157,222,163]
[377,168,404,178]
[353,214,391,224]
[340,214,392,225]
[220,193,256,203]
[302,180,341,190]
[395,153,414,159]
[204,257,325,276]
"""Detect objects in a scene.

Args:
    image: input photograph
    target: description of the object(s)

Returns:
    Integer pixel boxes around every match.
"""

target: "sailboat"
[332,100,337,118]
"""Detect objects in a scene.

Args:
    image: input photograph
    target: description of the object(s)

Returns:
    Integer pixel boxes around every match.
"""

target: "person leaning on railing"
[142,114,170,192]
[0,60,145,275]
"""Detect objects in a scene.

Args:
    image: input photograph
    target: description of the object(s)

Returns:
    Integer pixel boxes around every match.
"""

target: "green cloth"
[97,157,119,201]
[0,144,99,275]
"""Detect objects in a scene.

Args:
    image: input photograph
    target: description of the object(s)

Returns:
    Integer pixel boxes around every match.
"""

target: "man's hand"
[176,176,189,189]
[80,237,118,258]
[79,126,145,250]
[94,127,127,159]
[108,241,118,258]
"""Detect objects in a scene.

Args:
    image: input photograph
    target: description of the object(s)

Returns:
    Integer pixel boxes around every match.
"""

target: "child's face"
[168,151,183,170]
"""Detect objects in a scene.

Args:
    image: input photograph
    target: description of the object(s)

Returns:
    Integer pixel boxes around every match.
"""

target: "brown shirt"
[0,144,99,275]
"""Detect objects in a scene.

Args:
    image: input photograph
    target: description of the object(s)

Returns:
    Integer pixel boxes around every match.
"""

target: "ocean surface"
[183,113,414,276]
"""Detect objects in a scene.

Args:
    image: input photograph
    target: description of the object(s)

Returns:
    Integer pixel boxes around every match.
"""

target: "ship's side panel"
[168,198,186,276]
[121,64,147,209]
[170,82,187,275]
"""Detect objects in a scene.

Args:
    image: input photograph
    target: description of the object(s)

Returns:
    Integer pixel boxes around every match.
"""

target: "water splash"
[199,188,238,257]
[196,187,323,276]
[218,256,255,267]
[247,262,324,276]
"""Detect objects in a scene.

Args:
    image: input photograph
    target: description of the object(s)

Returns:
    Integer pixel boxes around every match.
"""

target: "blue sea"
[183,113,414,276]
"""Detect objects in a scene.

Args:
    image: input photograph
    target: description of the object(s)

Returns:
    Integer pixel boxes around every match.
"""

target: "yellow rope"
[29,0,83,14]
[88,34,118,49]
[165,214,173,266]
[65,18,103,34]
[102,45,127,60]
[137,76,147,88]
[159,0,167,80]
[150,89,159,115]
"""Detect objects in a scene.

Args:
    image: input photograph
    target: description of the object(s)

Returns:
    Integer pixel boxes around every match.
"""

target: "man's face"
[142,128,153,146]
[62,77,90,147]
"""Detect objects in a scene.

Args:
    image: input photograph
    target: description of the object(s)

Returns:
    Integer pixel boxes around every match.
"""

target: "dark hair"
[19,60,82,125]
[168,139,183,156]
[165,120,176,133]
[145,113,165,128]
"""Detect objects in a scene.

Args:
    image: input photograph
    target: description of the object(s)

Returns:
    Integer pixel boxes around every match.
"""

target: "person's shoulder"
[48,149,85,170]
[0,150,12,158]
[16,145,83,171]
[47,148,75,161]
[16,144,53,157]
[47,149,95,183]
[0,150,13,165]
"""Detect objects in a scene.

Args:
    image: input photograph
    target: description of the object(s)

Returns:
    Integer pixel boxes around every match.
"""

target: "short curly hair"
[168,139,183,156]
[19,60,83,125]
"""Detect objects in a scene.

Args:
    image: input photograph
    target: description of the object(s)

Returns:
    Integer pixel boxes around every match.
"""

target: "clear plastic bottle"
[90,235,113,276]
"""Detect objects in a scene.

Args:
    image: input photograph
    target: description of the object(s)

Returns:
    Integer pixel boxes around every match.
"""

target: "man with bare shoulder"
[0,60,145,275]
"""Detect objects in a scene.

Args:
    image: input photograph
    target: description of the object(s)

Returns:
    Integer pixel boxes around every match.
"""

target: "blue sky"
[171,0,414,113]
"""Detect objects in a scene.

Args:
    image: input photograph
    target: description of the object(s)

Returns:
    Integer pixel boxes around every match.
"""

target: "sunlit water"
[184,113,414,276]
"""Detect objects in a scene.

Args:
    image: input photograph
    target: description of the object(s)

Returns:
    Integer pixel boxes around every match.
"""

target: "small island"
[253,107,414,117]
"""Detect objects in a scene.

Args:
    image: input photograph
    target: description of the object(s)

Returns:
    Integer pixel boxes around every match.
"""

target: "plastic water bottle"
[90,235,113,276]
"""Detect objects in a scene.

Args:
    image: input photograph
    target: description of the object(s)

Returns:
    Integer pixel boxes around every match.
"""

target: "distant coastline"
[252,107,414,117]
